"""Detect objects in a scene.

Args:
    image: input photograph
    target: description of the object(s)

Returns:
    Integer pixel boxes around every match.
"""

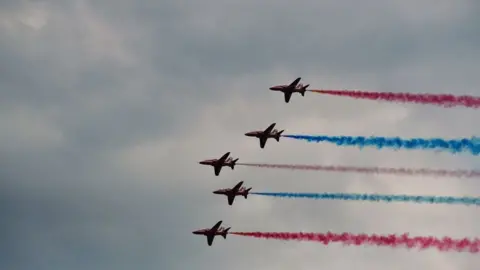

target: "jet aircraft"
[269,77,309,103]
[213,181,252,205]
[199,152,239,176]
[245,123,284,149]
[192,220,231,246]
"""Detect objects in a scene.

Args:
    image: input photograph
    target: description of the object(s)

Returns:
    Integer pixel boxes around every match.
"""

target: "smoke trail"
[251,192,480,206]
[238,163,480,178]
[309,89,480,108]
[230,231,480,253]
[282,135,480,155]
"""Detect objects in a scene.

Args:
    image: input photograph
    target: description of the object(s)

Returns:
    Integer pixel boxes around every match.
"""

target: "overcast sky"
[1,1,479,269]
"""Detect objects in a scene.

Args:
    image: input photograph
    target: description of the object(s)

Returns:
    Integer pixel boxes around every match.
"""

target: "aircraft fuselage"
[213,189,248,196]
[245,131,275,138]
[269,85,302,93]
[199,159,217,166]
[192,229,224,236]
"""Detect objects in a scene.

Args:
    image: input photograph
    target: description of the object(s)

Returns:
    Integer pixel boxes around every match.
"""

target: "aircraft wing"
[259,137,267,148]
[211,221,223,231]
[227,194,235,205]
[288,77,301,88]
[219,152,230,162]
[232,181,244,192]
[207,235,215,246]
[214,166,222,176]
[264,123,276,133]
[284,92,292,103]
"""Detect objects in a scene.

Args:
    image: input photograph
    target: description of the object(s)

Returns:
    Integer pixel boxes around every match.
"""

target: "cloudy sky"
[1,0,479,269]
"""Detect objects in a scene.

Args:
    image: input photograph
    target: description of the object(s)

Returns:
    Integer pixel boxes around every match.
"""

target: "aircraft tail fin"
[230,159,239,169]
[222,228,231,239]
[244,188,252,198]
[300,84,309,96]
[275,130,284,141]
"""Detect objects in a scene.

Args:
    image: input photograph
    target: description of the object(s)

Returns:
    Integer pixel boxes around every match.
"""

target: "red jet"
[192,220,231,246]
[213,181,252,205]
[269,77,309,103]
[245,123,284,149]
[199,152,239,176]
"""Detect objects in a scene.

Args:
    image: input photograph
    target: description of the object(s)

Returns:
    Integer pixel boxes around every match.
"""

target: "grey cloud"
[141,1,479,78]
[1,0,480,270]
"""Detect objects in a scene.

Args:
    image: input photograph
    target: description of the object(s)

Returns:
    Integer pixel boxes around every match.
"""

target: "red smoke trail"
[230,232,480,253]
[238,163,480,178]
[309,90,480,108]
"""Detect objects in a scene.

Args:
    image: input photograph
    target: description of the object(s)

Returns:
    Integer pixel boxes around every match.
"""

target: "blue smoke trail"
[282,135,480,155]
[251,192,480,206]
